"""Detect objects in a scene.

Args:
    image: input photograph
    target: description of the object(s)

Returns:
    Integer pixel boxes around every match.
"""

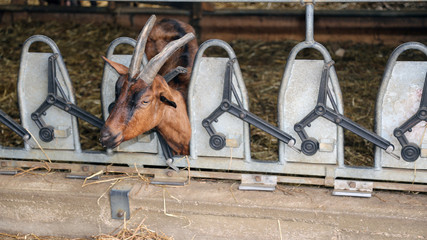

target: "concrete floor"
[0,172,426,239]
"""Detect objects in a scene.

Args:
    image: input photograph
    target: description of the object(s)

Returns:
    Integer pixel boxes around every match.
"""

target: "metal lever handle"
[0,109,30,141]
[158,132,179,172]
[163,66,187,83]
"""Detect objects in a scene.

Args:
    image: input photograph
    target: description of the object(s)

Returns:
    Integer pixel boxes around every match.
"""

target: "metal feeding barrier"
[376,42,427,168]
[0,0,426,219]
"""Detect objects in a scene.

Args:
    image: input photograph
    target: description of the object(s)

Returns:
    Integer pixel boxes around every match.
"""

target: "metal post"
[305,3,315,43]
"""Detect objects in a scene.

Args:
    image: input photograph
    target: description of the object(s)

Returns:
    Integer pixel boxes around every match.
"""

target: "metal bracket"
[0,170,18,175]
[0,161,17,175]
[332,180,373,198]
[65,165,101,180]
[324,166,335,187]
[239,174,277,191]
[150,170,187,186]
[110,185,131,220]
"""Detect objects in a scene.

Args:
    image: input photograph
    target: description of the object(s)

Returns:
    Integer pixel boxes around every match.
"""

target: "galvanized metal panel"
[378,61,427,169]
[189,57,245,159]
[280,60,340,164]
[18,52,77,150]
[101,50,158,153]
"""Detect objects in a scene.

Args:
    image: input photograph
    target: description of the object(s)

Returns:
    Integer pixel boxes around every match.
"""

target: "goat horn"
[128,15,156,79]
[137,32,195,85]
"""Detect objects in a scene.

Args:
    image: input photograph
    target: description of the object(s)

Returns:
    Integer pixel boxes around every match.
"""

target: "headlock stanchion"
[0,3,426,198]
[376,42,427,169]
[31,53,104,143]
[202,59,299,154]
[18,35,83,152]
[188,39,251,162]
[279,3,344,168]
[293,60,397,159]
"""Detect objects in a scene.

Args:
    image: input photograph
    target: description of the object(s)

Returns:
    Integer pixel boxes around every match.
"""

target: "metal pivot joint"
[203,60,299,152]
[294,61,397,158]
[393,73,427,162]
[31,54,104,142]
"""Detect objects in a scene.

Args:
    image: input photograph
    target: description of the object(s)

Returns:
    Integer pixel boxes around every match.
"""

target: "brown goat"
[100,15,197,155]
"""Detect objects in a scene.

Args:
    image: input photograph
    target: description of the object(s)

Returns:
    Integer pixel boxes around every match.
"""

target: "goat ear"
[102,56,129,75]
[160,95,177,108]
[152,76,177,108]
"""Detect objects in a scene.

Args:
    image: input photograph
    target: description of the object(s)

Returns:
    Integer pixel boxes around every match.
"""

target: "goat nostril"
[100,129,112,139]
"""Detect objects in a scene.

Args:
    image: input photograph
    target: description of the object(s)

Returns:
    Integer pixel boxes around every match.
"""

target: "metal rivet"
[116,209,124,218]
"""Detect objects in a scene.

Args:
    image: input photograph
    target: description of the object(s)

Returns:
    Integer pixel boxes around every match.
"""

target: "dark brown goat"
[100,15,197,155]
[145,18,198,99]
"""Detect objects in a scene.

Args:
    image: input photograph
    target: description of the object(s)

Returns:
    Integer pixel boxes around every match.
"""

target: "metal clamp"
[203,60,300,153]
[393,73,427,162]
[294,61,398,159]
[31,54,104,142]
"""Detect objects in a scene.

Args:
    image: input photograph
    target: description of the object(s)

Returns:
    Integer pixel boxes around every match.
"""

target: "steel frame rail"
[0,2,425,192]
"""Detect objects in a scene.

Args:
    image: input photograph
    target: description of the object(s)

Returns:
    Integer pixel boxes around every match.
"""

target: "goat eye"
[142,100,150,105]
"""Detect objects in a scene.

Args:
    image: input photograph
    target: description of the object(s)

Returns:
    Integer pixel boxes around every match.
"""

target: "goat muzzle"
[100,126,124,149]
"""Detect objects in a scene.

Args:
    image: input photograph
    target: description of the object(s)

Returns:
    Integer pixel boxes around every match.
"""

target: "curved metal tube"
[188,39,251,162]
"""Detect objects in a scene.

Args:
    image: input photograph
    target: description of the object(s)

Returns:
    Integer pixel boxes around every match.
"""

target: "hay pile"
[0,20,426,166]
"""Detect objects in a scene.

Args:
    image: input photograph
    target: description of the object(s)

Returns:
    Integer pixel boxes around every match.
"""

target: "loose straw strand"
[25,128,52,164]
